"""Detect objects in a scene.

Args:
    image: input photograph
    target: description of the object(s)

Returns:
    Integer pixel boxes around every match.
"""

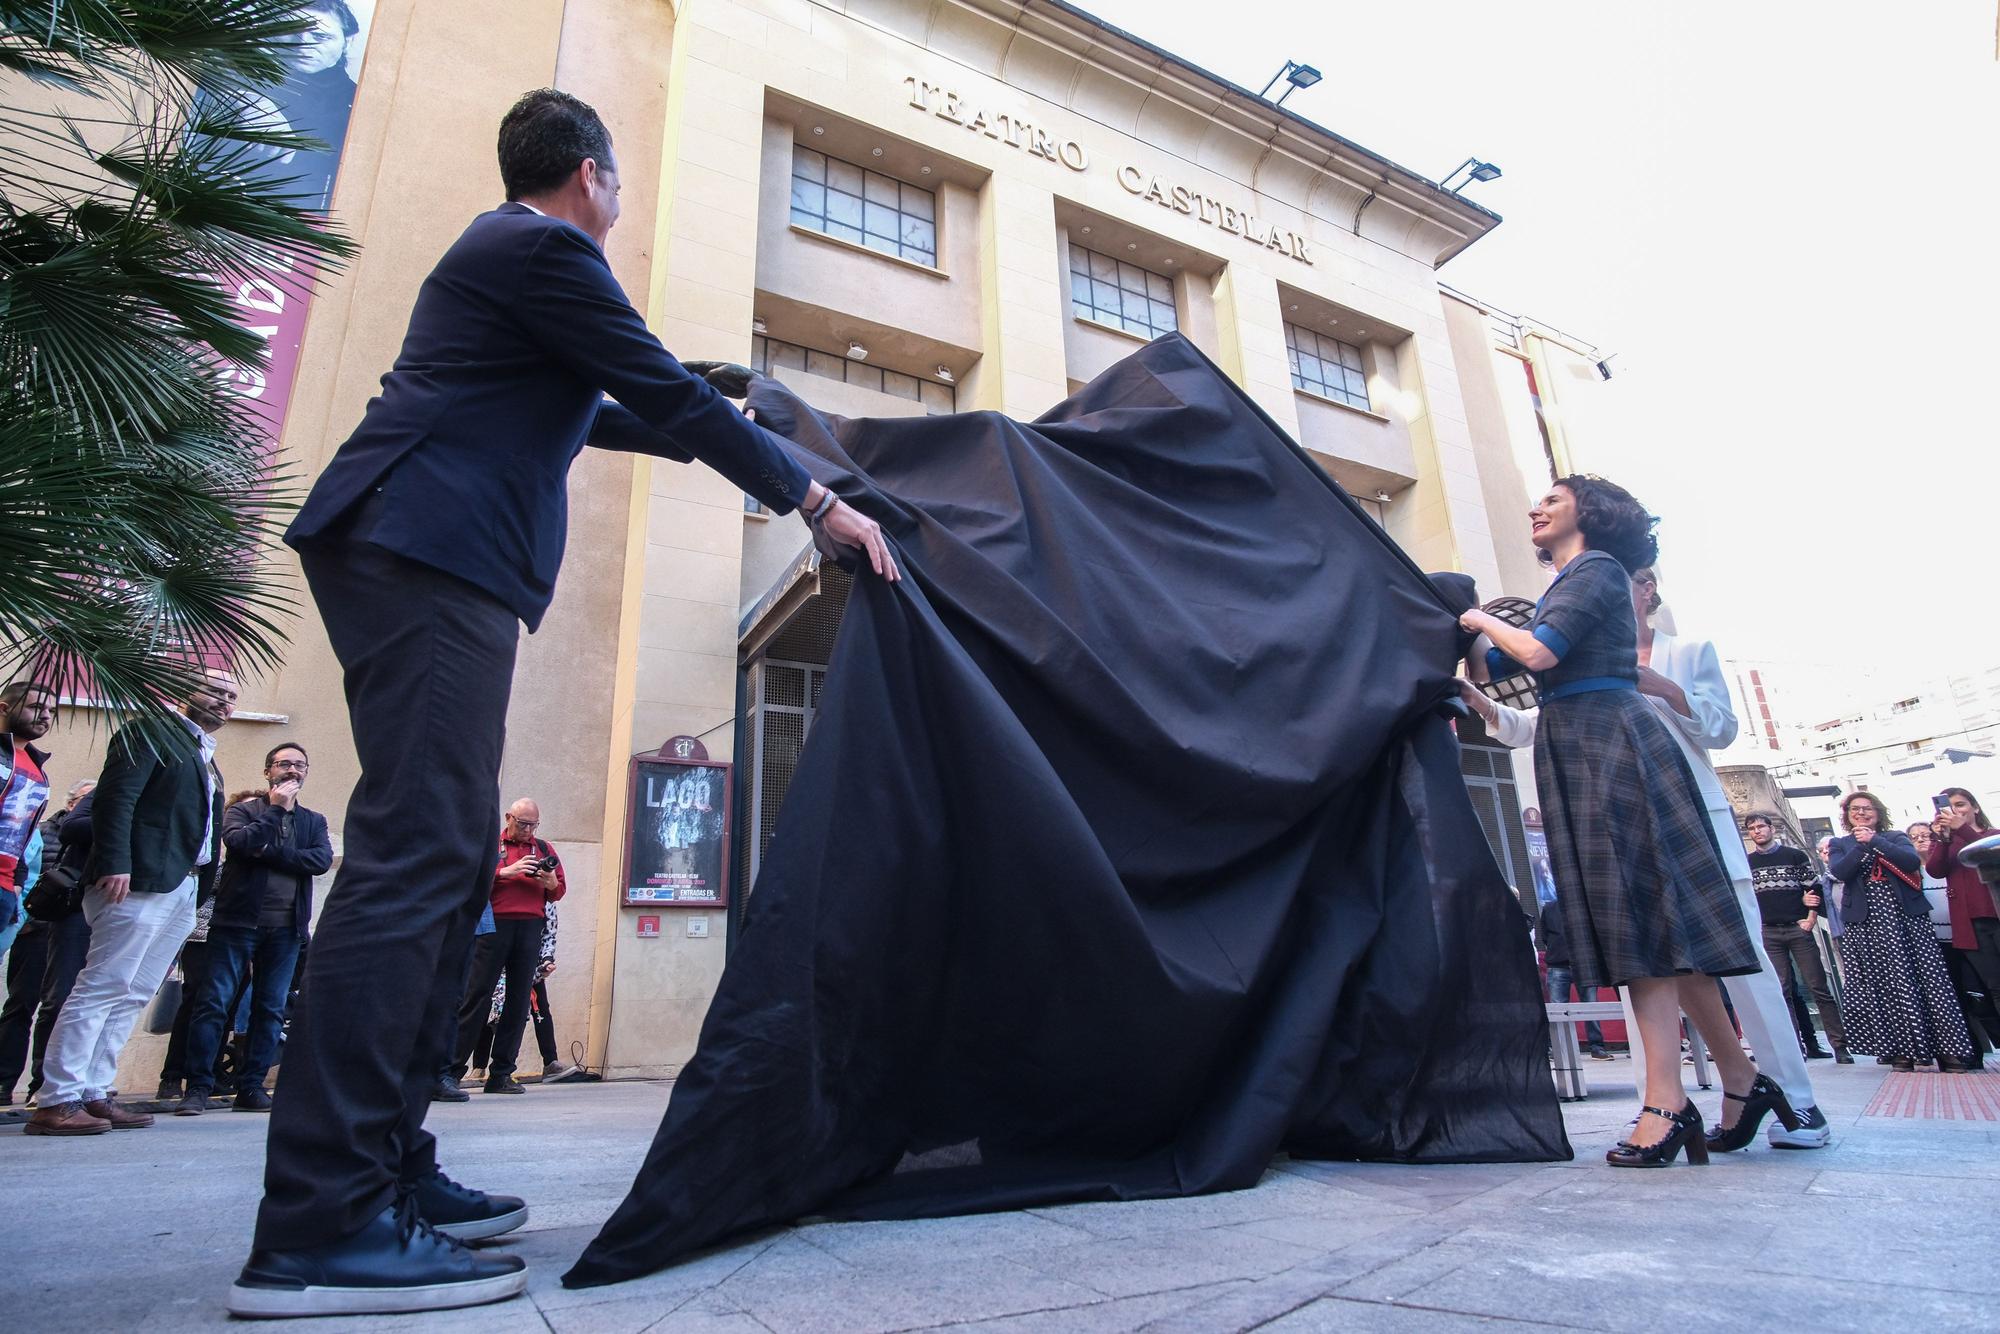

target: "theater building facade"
[46,0,1615,1085]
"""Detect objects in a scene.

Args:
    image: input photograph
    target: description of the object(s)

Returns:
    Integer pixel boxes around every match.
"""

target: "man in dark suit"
[232,89,898,1318]
[25,671,234,1137]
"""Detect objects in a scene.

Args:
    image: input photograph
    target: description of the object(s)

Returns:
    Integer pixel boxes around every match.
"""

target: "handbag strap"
[1871,848,1922,892]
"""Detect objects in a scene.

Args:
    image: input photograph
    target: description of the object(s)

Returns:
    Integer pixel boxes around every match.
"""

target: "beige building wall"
[23,0,1601,1088]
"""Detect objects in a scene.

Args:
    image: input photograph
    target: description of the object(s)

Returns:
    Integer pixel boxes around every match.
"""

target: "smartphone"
[1933,793,1952,813]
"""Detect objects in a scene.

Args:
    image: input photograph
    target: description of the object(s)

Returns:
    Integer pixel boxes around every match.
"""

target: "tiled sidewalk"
[6,1057,1993,1332]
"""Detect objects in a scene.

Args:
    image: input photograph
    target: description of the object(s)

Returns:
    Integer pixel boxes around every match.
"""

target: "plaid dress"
[1527,552,1758,990]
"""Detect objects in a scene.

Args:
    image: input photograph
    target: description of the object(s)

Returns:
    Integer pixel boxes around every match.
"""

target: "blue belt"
[1542,676,1638,702]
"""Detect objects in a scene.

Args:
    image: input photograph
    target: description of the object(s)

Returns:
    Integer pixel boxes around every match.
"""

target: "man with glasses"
[444,799,564,1096]
[177,745,334,1114]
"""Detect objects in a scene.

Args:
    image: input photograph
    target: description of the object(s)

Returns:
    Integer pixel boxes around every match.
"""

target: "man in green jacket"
[26,671,235,1136]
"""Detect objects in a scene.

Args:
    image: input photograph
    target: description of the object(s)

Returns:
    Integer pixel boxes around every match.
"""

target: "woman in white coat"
[1464,565,1829,1150]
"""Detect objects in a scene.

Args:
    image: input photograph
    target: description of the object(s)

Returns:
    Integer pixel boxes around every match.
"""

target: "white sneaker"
[1769,1104,1831,1149]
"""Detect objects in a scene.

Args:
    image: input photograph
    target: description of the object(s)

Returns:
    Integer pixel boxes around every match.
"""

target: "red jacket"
[491,835,565,919]
[1926,823,1998,949]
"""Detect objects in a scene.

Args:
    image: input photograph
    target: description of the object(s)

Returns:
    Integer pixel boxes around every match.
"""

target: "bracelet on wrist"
[808,489,838,523]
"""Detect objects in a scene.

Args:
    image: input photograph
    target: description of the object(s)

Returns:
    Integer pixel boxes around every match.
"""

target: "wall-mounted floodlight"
[1439,156,1503,194]
[1257,60,1323,107]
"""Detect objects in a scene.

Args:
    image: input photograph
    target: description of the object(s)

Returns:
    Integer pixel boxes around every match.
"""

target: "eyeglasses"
[510,818,539,829]
[271,760,309,772]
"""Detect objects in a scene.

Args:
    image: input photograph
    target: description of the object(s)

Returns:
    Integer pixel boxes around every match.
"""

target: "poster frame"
[621,744,734,910]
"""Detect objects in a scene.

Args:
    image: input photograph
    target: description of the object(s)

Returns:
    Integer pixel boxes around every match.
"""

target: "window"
[1068,244,1177,339]
[1286,323,1370,411]
[750,336,955,415]
[790,147,936,267]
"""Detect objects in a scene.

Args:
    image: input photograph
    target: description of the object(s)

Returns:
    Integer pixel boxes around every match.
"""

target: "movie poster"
[212,0,374,429]
[625,760,733,907]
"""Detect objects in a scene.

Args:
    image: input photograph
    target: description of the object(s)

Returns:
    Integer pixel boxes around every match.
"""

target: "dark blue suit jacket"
[286,202,812,629]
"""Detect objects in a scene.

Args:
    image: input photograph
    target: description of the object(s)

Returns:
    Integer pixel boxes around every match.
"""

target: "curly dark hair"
[1553,474,1659,573]
[497,89,613,200]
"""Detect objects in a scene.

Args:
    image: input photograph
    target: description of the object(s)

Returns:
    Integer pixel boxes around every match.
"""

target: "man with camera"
[446,799,564,1096]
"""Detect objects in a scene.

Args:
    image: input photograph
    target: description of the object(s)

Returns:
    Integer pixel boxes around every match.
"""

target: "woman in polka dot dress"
[1827,791,1974,1072]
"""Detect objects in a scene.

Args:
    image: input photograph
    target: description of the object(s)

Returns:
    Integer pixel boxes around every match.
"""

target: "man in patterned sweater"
[1746,815,1851,1063]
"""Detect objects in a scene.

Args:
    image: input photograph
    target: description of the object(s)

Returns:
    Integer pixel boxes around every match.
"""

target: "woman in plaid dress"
[1828,791,1973,1072]
[1462,477,1778,1168]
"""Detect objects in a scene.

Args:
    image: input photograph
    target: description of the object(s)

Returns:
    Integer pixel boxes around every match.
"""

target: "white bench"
[1546,1001,1712,1101]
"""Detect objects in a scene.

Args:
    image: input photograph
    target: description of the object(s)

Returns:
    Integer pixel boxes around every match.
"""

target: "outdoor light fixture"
[1595,354,1619,381]
[845,341,868,361]
[1257,60,1323,107]
[1440,156,1504,194]
[935,365,955,383]
[751,315,767,334]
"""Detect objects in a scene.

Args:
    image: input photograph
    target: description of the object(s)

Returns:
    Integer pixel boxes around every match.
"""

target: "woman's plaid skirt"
[1534,690,1758,990]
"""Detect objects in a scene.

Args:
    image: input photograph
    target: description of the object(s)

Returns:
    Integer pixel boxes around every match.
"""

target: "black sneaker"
[155,1078,183,1103]
[1769,1103,1831,1149]
[410,1169,527,1242]
[234,1087,274,1112]
[431,1077,470,1104]
[1588,1044,1613,1061]
[226,1196,527,1317]
[175,1087,211,1117]
[483,1077,526,1095]
[1804,1047,1831,1060]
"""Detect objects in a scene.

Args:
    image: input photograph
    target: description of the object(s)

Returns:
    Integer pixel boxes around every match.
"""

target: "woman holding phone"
[1926,789,2000,1060]
[1828,791,1973,1072]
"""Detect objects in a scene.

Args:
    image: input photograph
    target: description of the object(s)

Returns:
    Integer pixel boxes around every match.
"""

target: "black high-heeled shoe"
[1607,1101,1710,1168]
[1706,1073,1803,1152]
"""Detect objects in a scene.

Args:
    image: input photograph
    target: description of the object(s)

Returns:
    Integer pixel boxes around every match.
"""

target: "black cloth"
[451,917,541,1083]
[1538,893,1572,967]
[567,334,1570,1289]
[213,798,333,942]
[85,722,223,896]
[473,978,559,1070]
[283,202,813,630]
[21,909,89,1098]
[254,540,518,1252]
[1749,845,1819,927]
[1528,553,1755,991]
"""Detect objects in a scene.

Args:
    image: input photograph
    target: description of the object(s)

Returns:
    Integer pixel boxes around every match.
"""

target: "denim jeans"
[1545,964,1605,1046]
[184,923,302,1095]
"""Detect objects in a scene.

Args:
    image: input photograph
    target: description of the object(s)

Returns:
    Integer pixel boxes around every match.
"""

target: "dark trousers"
[6,912,90,1098]
[1948,918,2000,1052]
[255,539,517,1252]
[452,918,542,1082]
[437,930,490,1082]
[474,977,558,1070]
[186,924,302,1094]
[1545,965,1603,1046]
[0,919,51,1094]
[1764,923,1846,1051]
[159,939,237,1088]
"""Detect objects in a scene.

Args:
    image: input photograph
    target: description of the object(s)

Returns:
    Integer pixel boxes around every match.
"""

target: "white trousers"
[39,876,196,1105]
[1622,818,1817,1111]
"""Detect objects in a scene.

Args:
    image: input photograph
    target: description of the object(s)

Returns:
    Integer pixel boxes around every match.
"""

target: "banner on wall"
[213,0,375,436]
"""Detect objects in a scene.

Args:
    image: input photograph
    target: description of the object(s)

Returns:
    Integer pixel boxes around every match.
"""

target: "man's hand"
[1803,891,1822,909]
[499,858,539,879]
[96,873,132,905]
[818,497,901,582]
[269,778,301,811]
[1634,665,1691,716]
[537,865,559,893]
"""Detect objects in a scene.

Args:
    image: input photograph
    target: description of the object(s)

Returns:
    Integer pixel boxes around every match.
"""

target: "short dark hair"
[265,743,309,769]
[497,89,613,200]
[303,0,359,37]
[1553,474,1659,573]
[1742,813,1775,829]
[1,680,54,711]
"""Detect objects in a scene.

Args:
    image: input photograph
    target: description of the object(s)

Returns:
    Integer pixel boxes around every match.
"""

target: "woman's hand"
[1634,664,1691,717]
[1854,828,1875,845]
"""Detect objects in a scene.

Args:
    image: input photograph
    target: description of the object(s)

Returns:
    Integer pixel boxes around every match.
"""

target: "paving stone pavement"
[4,1056,1994,1332]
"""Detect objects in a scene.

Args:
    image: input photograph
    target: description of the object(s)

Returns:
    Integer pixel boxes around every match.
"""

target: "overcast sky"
[1080,0,2000,685]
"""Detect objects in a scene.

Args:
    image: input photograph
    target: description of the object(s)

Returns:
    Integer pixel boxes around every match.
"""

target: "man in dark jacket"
[26,672,233,1136]
[177,744,332,1115]
[237,87,898,1319]
[0,777,90,1105]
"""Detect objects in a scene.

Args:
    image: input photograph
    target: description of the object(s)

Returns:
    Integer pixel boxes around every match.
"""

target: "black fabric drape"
[566,334,1569,1288]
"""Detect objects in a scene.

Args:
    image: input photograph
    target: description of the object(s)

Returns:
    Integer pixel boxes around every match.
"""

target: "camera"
[534,854,560,873]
